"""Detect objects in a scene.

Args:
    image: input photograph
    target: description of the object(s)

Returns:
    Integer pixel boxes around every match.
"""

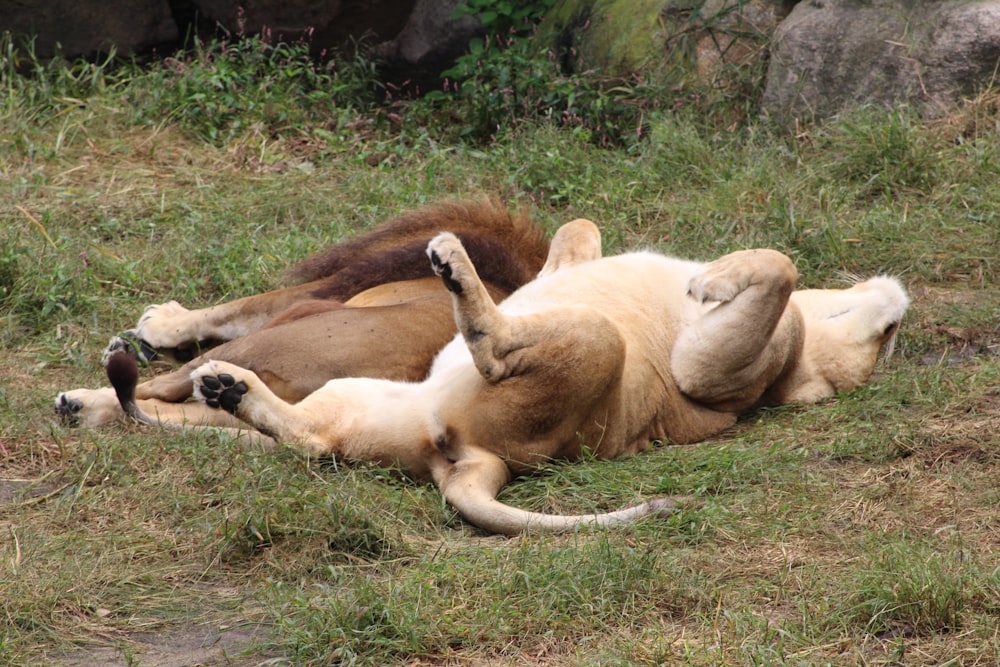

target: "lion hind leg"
[435,447,688,536]
[537,218,602,277]
[672,249,802,409]
[428,232,547,382]
[427,232,517,381]
[97,351,274,445]
[190,359,440,470]
[129,400,276,448]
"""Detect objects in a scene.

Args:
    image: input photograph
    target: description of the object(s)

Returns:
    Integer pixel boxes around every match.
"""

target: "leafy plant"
[127,34,381,144]
[425,0,653,146]
[0,32,124,136]
[450,0,554,35]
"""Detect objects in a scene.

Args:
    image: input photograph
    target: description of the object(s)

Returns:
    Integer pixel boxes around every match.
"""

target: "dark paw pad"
[199,373,249,414]
[56,395,82,426]
[429,249,463,295]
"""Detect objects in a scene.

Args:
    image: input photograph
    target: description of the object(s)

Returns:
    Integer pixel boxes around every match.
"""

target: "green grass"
[2,33,1000,666]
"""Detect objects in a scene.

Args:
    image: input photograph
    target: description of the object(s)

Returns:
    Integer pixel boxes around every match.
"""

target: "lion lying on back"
[108,216,909,535]
[56,199,549,429]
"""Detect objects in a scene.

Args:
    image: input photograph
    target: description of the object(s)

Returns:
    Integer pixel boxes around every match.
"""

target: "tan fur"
[180,220,909,535]
[128,199,547,354]
[55,200,548,428]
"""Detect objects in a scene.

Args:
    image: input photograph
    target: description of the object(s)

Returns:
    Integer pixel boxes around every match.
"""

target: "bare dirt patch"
[53,622,271,667]
[907,285,1000,365]
[0,477,61,506]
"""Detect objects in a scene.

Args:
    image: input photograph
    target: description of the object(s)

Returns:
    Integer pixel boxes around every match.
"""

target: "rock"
[1,0,178,59]
[763,0,1000,122]
[694,0,785,82]
[547,0,674,76]
[190,0,416,52]
[374,0,480,67]
[545,0,784,86]
[9,0,1000,124]
[2,0,477,74]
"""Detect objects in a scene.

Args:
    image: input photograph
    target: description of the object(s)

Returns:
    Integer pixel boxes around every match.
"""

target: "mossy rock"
[546,0,781,78]
[545,0,675,75]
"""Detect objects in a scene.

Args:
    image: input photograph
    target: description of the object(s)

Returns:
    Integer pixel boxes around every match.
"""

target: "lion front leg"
[56,387,125,427]
[671,249,804,410]
[101,301,221,365]
[190,360,443,476]
[122,282,324,359]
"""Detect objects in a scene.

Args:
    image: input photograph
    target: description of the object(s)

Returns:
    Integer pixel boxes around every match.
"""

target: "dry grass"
[2,49,1000,665]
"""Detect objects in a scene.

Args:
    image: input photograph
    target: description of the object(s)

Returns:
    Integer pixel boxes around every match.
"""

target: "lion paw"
[134,300,194,349]
[55,392,83,426]
[54,388,123,427]
[192,362,249,415]
[101,333,159,366]
[686,252,758,304]
[687,270,744,304]
[427,233,470,295]
[688,249,795,304]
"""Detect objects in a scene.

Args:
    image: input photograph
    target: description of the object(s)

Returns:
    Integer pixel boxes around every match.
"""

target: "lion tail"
[452,493,688,537]
[104,351,167,427]
[435,448,690,536]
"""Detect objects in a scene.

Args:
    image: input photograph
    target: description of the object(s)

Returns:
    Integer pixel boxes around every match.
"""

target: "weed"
[422,0,660,146]
[263,533,665,664]
[814,105,948,200]
[126,35,381,144]
[0,33,125,136]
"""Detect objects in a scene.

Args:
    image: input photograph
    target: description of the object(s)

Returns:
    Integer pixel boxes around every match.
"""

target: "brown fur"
[260,300,347,329]
[121,198,550,360]
[62,206,909,537]
[56,199,549,428]
[288,198,548,299]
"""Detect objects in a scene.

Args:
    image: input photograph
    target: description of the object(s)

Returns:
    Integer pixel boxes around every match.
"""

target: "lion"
[55,199,551,430]
[105,218,909,535]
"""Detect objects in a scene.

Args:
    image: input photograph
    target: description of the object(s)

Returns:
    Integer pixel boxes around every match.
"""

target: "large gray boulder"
[763,0,1000,122]
[192,0,416,51]
[1,0,476,73]
[374,0,481,67]
[1,0,178,58]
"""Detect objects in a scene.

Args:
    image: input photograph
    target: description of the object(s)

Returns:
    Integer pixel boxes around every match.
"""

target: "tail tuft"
[105,351,143,422]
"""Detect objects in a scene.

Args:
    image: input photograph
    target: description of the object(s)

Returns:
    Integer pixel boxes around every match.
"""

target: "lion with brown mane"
[56,198,550,429]
[58,199,908,536]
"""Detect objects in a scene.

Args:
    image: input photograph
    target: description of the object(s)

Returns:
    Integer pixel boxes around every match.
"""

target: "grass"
[2,30,1000,666]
